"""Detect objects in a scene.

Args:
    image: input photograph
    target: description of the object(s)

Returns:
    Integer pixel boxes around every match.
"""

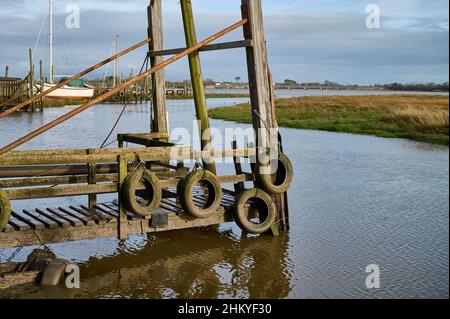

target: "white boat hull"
[44,83,94,99]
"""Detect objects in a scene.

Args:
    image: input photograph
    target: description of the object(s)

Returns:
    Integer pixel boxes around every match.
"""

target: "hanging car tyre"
[179,170,222,219]
[122,169,162,217]
[233,188,276,235]
[0,190,11,233]
[256,153,293,195]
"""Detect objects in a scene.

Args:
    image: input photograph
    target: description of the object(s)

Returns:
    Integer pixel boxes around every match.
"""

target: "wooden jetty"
[0,0,292,253]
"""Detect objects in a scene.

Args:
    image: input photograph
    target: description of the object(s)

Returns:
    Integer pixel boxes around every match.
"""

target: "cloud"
[0,0,448,84]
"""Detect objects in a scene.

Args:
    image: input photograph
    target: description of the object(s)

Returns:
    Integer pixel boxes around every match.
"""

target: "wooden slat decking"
[0,190,236,249]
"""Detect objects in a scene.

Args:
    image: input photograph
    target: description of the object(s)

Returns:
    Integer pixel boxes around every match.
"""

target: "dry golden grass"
[209,95,449,145]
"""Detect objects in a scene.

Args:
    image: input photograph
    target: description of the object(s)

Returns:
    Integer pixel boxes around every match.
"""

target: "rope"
[100,54,150,149]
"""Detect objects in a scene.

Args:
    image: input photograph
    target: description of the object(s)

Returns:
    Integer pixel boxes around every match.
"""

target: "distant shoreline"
[209,94,449,145]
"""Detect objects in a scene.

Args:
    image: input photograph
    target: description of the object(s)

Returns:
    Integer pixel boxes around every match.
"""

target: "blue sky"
[0,0,448,84]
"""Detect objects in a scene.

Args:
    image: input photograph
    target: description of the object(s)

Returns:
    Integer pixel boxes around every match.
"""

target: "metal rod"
[0,38,153,118]
[49,0,53,84]
[0,19,248,157]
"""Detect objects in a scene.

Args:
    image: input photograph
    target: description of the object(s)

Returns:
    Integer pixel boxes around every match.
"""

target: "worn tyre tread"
[233,188,276,234]
[122,169,162,217]
[179,170,222,219]
[256,153,293,195]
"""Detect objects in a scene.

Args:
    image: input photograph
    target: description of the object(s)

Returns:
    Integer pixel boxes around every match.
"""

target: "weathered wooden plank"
[22,209,58,229]
[80,205,114,223]
[4,184,117,200]
[0,174,117,189]
[35,208,71,228]
[58,207,95,226]
[46,208,83,227]
[148,40,253,57]
[8,215,32,231]
[11,211,45,230]
[148,0,168,136]
[0,205,233,249]
[93,204,119,219]
[0,147,254,167]
[104,202,137,221]
[69,206,106,225]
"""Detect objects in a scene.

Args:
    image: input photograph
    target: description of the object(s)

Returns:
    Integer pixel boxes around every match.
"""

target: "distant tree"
[284,79,297,85]
[235,76,241,84]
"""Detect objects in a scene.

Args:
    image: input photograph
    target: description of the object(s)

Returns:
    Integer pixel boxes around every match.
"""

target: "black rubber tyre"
[0,190,11,233]
[233,188,276,234]
[179,170,222,219]
[256,153,293,195]
[122,169,162,217]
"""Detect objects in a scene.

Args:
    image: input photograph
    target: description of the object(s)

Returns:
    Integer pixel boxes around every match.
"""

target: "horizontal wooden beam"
[0,147,256,166]
[0,207,232,249]
[148,40,253,57]
[2,174,253,200]
[5,184,118,200]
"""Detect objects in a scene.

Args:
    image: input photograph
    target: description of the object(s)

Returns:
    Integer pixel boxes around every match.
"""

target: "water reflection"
[4,230,292,299]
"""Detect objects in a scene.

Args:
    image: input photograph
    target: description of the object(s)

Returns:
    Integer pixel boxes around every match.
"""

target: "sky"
[0,0,448,85]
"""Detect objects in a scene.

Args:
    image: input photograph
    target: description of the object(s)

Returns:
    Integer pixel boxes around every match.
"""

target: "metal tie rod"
[0,19,248,157]
[0,38,153,118]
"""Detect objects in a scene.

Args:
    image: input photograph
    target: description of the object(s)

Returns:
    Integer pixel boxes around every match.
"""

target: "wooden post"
[28,49,34,112]
[88,149,97,208]
[232,140,245,193]
[180,0,216,174]
[242,1,289,233]
[241,0,276,152]
[5,65,8,78]
[148,0,168,138]
[118,155,128,240]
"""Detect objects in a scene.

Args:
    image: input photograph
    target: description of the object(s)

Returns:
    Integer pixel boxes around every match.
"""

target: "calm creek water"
[0,90,448,299]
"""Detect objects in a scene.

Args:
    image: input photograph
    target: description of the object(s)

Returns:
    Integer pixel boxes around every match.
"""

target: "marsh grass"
[209,95,449,145]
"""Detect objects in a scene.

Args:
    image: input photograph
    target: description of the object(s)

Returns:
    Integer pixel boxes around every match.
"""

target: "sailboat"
[43,0,94,100]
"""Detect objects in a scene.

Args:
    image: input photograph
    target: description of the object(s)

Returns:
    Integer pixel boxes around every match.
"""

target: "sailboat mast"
[49,0,54,83]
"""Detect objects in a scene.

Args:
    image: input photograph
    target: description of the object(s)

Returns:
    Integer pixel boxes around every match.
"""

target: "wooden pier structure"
[0,0,292,251]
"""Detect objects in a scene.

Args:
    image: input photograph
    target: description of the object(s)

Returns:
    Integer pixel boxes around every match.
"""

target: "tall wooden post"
[241,0,276,153]
[180,0,216,174]
[242,0,288,232]
[5,66,8,78]
[28,49,35,112]
[148,0,168,138]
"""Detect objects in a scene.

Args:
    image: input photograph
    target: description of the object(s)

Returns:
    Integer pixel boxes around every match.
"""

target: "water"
[0,93,448,299]
[206,88,449,98]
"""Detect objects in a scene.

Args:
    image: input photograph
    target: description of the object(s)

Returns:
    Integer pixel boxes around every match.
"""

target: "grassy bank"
[209,95,449,145]
[42,99,85,108]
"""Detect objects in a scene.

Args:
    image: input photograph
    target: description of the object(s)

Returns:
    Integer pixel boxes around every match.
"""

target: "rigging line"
[103,39,116,83]
[100,54,150,149]
[32,13,48,61]
[55,16,78,69]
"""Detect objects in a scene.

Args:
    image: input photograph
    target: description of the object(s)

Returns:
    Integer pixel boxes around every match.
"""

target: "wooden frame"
[0,0,290,250]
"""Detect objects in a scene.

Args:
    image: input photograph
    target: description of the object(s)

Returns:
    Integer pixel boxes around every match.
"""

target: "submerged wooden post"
[148,0,168,138]
[88,149,97,208]
[180,0,216,174]
[118,155,128,240]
